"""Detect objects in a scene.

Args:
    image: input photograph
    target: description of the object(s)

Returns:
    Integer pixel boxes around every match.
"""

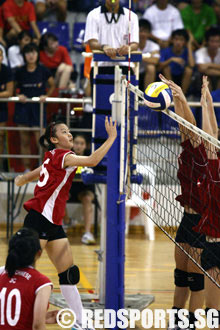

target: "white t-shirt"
[143,4,183,41]
[138,40,160,73]
[84,5,139,66]
[8,45,24,69]
[195,47,220,64]
[0,44,8,66]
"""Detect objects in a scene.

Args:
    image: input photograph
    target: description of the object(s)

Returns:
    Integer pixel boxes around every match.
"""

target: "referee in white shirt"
[84,0,139,83]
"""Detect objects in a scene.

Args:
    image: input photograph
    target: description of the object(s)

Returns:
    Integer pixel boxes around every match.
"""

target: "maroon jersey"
[0,267,52,329]
[193,158,220,237]
[176,139,208,214]
[24,149,77,225]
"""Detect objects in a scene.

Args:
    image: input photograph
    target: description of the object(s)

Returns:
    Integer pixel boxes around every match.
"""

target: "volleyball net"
[121,75,220,288]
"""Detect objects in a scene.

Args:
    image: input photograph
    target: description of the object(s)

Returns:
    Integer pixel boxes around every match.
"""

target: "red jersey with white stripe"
[0,267,52,329]
[175,139,208,214]
[193,157,220,237]
[24,149,77,225]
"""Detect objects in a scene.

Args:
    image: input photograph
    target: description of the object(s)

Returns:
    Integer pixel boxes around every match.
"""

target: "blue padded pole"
[105,128,126,321]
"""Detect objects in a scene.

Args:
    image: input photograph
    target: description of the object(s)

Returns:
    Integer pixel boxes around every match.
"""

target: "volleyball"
[144,82,173,111]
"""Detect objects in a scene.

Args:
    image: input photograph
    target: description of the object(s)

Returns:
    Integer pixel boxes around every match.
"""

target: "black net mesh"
[125,94,220,287]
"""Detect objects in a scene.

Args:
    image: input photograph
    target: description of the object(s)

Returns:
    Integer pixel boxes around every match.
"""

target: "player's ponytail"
[39,121,64,150]
[5,228,41,277]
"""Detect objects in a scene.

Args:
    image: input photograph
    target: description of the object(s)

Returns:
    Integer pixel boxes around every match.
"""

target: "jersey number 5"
[0,287,21,326]
[38,158,50,187]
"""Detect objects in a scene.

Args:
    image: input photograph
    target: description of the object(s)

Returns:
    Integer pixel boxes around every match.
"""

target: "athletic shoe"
[81,232,96,245]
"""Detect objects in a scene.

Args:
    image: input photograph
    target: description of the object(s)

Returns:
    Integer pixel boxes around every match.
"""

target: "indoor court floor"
[0,228,210,330]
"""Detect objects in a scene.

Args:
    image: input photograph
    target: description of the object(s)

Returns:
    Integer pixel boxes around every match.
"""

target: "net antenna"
[122,77,220,288]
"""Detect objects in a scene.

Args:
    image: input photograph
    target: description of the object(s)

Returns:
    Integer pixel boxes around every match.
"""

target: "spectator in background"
[195,26,220,90]
[181,0,217,48]
[40,33,73,90]
[64,134,96,245]
[8,31,32,71]
[33,0,67,22]
[14,43,55,171]
[159,29,195,95]
[0,0,41,45]
[138,19,160,91]
[143,0,184,48]
[0,47,13,170]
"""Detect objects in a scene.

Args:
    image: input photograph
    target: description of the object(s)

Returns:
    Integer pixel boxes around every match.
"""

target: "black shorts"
[201,242,220,271]
[23,209,67,241]
[175,212,206,248]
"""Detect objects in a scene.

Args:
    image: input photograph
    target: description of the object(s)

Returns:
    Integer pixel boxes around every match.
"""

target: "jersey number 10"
[0,287,21,326]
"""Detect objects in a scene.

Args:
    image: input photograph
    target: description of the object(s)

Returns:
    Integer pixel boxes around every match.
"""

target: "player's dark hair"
[205,26,220,42]
[139,19,152,32]
[171,29,189,42]
[5,228,41,277]
[40,32,58,50]
[22,43,39,63]
[39,121,65,150]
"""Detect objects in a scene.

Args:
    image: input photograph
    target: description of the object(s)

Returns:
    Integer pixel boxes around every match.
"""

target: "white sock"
[60,284,83,325]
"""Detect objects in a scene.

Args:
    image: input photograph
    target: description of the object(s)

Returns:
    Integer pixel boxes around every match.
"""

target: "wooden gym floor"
[0,227,209,330]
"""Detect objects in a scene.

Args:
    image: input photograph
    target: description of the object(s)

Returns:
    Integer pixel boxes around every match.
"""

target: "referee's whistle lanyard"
[104,11,121,24]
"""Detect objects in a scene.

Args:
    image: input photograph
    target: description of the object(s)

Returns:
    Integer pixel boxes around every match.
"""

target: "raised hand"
[105,116,117,139]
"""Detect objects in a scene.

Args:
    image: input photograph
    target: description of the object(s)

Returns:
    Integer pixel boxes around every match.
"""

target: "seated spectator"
[195,26,220,90]
[181,0,217,48]
[39,33,73,91]
[0,47,13,170]
[33,0,67,22]
[159,28,194,95]
[143,0,184,48]
[138,19,160,91]
[1,0,41,45]
[14,43,55,171]
[64,134,96,245]
[8,31,32,70]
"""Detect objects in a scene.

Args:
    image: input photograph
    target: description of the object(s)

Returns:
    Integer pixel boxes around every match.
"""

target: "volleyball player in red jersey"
[0,227,58,329]
[192,78,220,321]
[15,117,117,329]
[160,74,209,330]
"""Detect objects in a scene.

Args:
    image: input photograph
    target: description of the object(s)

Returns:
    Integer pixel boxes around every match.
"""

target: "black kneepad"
[58,265,80,285]
[174,268,189,287]
[188,272,204,291]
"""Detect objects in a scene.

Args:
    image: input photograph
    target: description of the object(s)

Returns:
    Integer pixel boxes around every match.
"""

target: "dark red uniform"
[176,139,208,214]
[194,158,220,238]
[0,267,52,329]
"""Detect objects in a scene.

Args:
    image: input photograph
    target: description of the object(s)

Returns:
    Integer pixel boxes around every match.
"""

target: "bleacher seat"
[37,22,70,50]
[73,22,86,52]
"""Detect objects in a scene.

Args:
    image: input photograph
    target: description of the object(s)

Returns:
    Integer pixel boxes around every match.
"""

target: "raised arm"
[202,76,218,139]
[159,74,198,144]
[64,117,117,168]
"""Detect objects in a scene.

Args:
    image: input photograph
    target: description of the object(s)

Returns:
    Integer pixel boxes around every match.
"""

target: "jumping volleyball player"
[0,227,59,329]
[15,117,117,328]
[160,74,210,330]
